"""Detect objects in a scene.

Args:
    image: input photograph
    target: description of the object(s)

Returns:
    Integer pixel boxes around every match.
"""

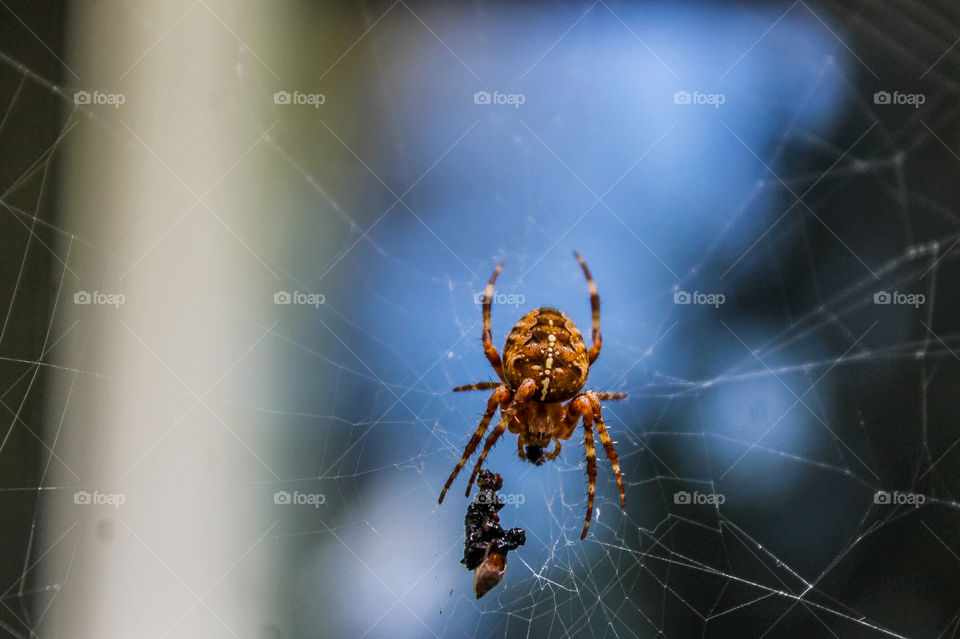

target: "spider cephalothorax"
[438,253,627,539]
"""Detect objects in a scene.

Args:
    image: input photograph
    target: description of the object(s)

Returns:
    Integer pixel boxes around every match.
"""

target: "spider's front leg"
[564,391,626,539]
[586,392,625,509]
[564,395,598,539]
[464,379,536,497]
[439,384,511,504]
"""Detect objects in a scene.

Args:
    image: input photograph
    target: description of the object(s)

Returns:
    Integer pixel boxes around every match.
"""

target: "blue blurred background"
[265,3,960,637]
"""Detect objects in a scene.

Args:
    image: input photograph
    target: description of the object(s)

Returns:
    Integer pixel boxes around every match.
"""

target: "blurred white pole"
[49,2,276,636]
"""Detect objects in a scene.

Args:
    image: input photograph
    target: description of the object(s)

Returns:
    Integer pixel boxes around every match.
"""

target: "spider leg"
[464,379,535,496]
[587,392,625,508]
[453,382,502,392]
[581,406,598,539]
[438,384,511,504]
[560,396,584,438]
[482,263,506,380]
[564,393,625,538]
[574,252,602,365]
[464,417,509,497]
[595,392,627,401]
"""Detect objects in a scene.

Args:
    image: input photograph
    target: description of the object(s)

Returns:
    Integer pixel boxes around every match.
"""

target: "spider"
[438,253,627,539]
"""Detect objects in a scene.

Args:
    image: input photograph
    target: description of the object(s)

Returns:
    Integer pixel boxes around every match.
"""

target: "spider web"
[3,1,960,638]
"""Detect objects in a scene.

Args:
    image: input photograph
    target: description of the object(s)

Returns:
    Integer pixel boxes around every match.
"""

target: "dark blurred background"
[0,1,64,636]
[2,1,960,638]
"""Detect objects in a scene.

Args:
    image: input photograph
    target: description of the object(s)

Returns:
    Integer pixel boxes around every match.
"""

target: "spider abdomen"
[502,307,589,402]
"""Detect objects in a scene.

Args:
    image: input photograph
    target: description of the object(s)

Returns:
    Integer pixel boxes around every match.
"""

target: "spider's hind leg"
[481,263,506,379]
[574,252,602,365]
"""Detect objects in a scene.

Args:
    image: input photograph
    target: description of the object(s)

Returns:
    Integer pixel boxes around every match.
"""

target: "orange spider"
[439,253,627,538]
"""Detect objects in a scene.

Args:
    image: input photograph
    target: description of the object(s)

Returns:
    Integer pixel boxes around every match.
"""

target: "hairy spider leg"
[581,408,598,539]
[564,392,626,538]
[464,418,510,498]
[595,392,627,400]
[483,263,505,380]
[464,379,536,496]
[588,393,625,508]
[438,384,511,504]
[453,382,501,392]
[574,252,602,365]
